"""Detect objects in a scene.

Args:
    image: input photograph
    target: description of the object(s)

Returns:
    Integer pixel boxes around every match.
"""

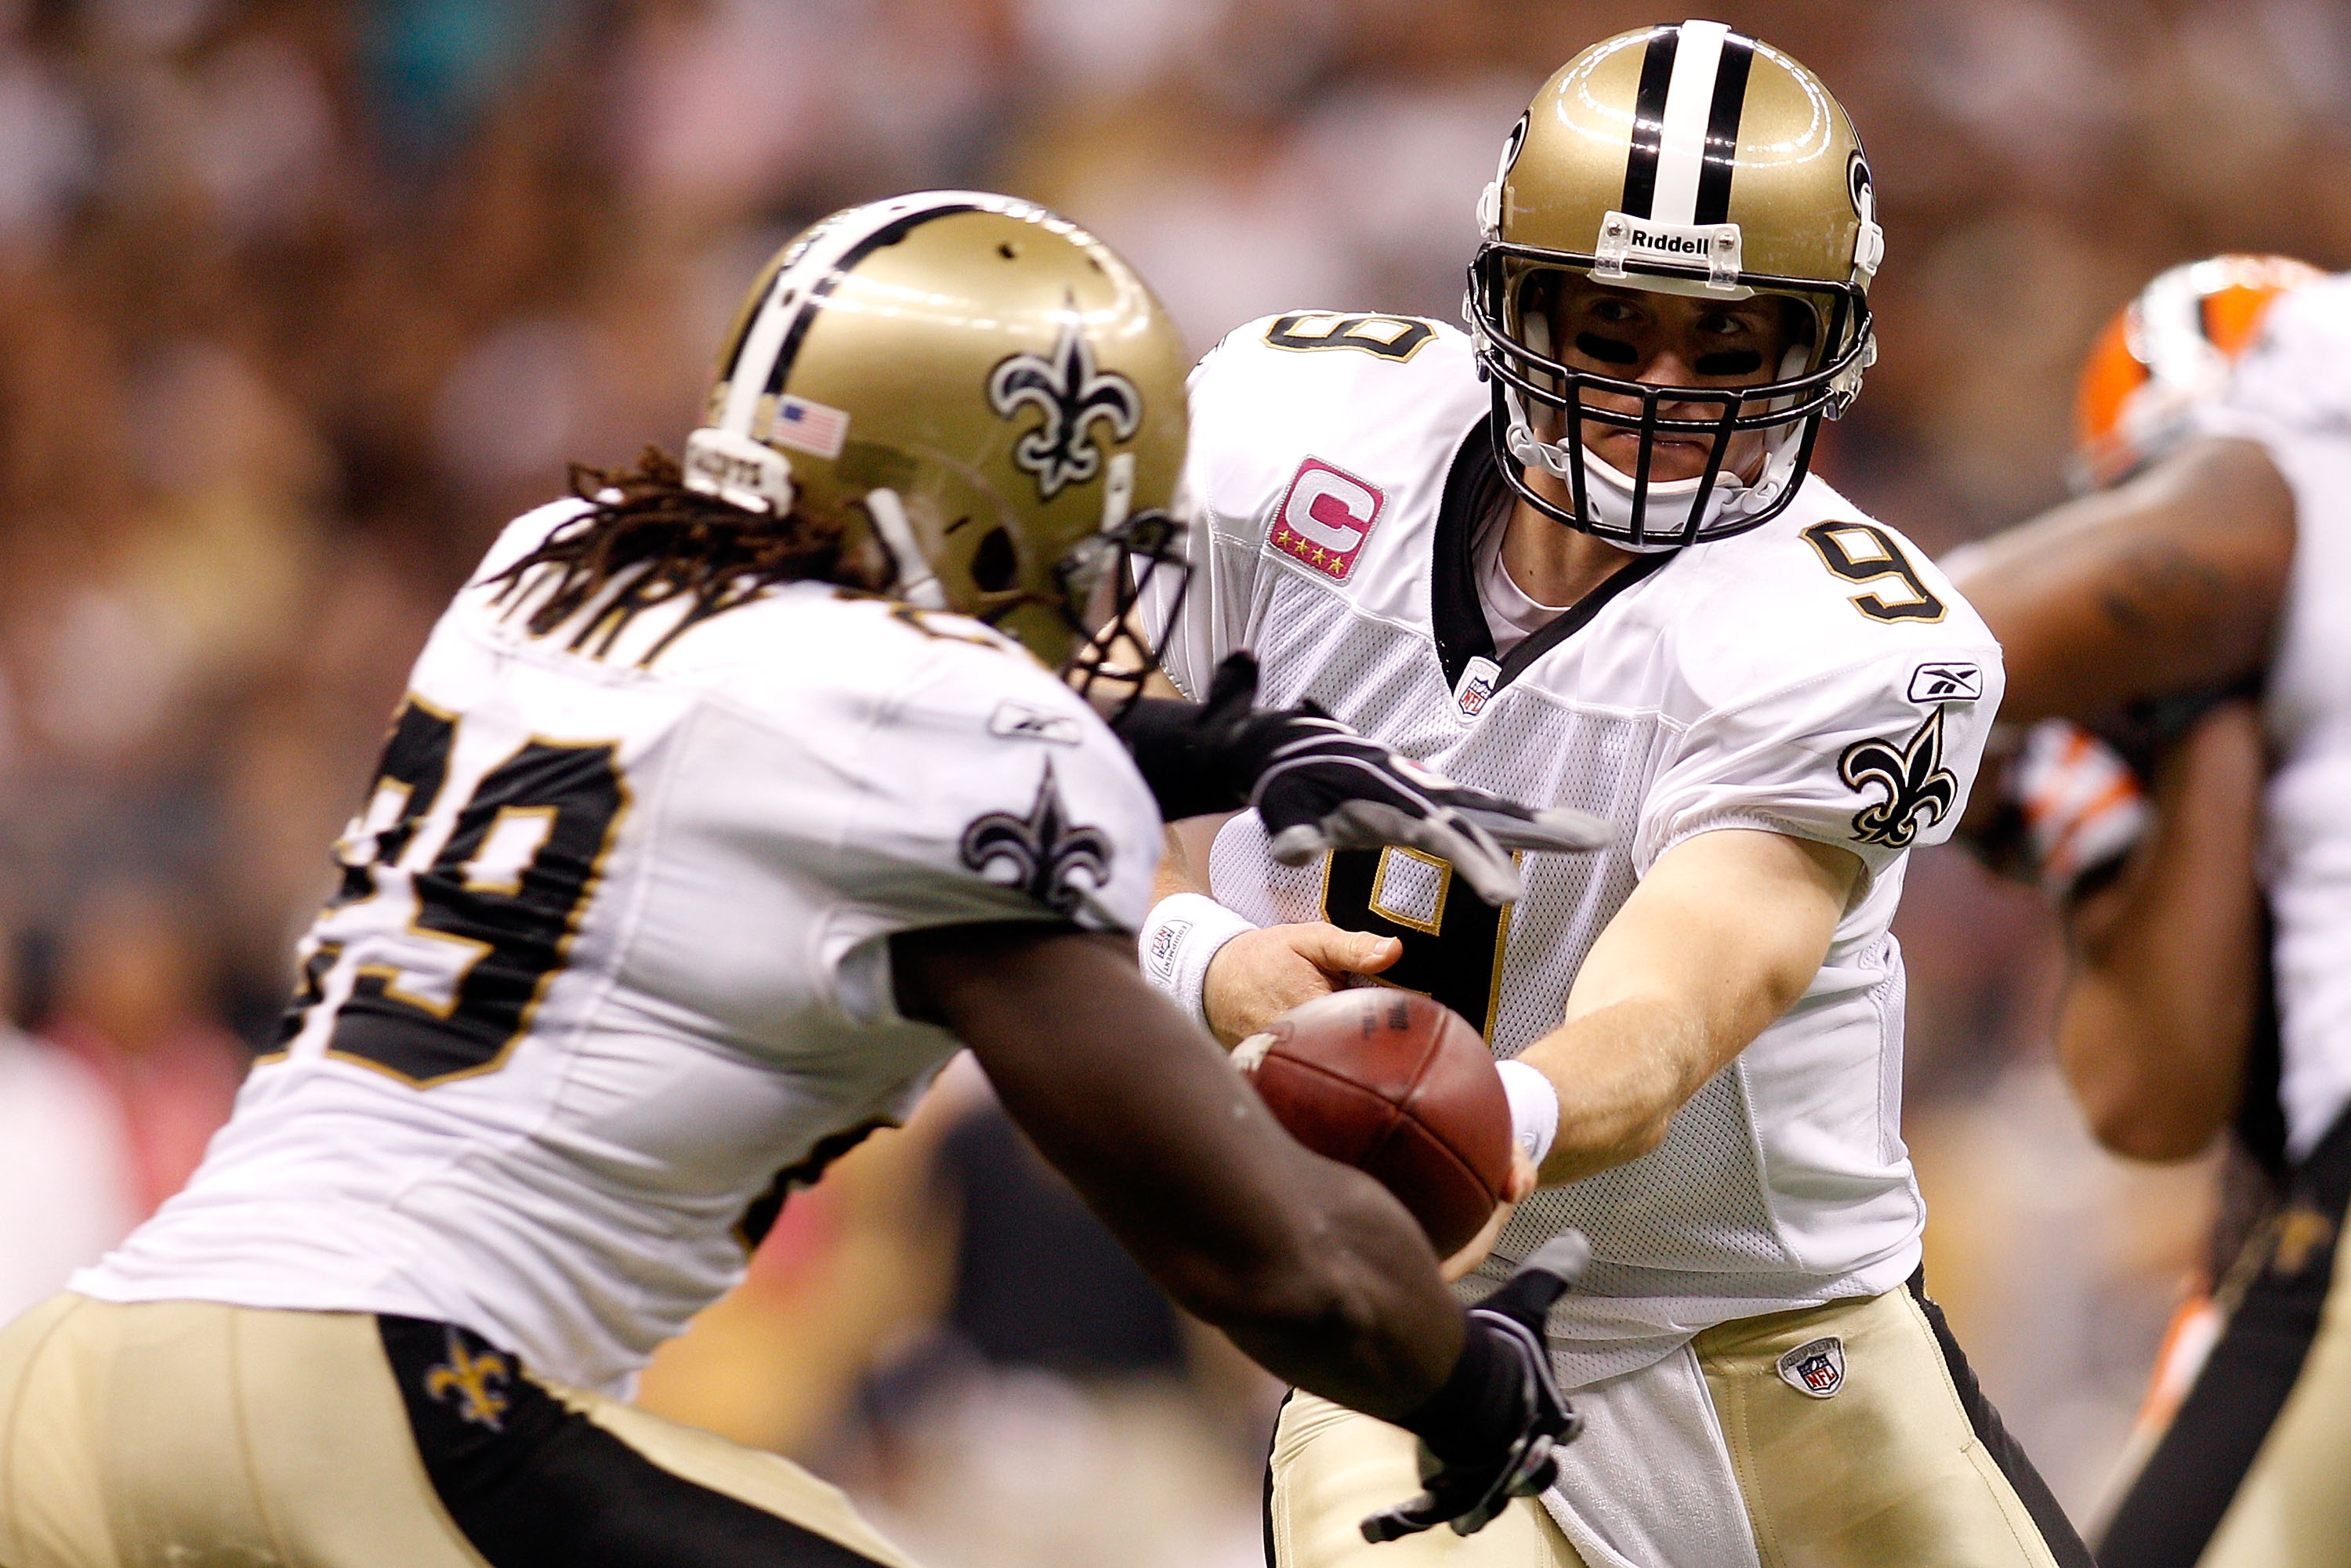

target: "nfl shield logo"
[1776,1336,1846,1400]
[1454,657,1500,722]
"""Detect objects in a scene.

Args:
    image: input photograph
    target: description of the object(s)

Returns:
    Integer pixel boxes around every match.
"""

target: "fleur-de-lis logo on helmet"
[959,761,1114,918]
[987,310,1143,502]
[1838,707,1958,849]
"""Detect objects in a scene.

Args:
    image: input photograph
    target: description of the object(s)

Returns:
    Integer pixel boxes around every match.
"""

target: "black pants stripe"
[381,1317,889,1567]
[1909,1273,2096,1568]
[2094,1106,2351,1568]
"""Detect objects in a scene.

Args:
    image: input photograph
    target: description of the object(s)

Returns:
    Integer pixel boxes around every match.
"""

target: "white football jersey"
[2197,273,2351,1160]
[75,502,1161,1392]
[1153,315,2002,1385]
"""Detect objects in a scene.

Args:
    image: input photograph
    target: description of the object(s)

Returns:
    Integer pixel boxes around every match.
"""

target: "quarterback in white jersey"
[0,196,1598,1568]
[1953,260,2351,1568]
[1143,24,2090,1568]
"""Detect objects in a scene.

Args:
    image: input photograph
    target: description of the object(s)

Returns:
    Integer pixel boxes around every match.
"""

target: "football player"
[0,194,1603,1568]
[1139,24,2092,1568]
[1947,255,2350,1568]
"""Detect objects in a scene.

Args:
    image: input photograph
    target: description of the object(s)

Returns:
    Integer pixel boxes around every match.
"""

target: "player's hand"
[1963,719,2151,902]
[1364,1234,1588,1543]
[1439,1150,1536,1284]
[1202,922,1399,1047]
[1248,719,1611,907]
[1439,1147,1533,1279]
[1193,654,1613,907]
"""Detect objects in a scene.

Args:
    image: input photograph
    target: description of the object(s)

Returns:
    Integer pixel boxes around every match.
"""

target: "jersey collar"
[1431,414,1673,694]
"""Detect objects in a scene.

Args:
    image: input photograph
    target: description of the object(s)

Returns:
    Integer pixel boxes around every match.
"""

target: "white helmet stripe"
[1650,20,1730,226]
[714,191,1016,437]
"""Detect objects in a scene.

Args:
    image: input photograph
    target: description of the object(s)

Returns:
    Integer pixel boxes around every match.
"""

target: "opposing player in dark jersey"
[0,194,1603,1568]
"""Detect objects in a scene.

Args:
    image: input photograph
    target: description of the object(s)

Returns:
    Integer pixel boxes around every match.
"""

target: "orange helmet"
[2073,255,2324,491]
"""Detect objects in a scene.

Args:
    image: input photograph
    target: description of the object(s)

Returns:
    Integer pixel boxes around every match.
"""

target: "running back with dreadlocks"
[484,447,863,662]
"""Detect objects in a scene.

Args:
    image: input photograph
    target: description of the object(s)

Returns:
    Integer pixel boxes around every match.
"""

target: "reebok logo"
[1907,662,1983,704]
[988,701,1083,746]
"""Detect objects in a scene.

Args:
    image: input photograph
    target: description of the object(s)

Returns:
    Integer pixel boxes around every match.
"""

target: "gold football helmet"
[1469,21,1882,547]
[684,192,1191,683]
[2072,254,2322,492]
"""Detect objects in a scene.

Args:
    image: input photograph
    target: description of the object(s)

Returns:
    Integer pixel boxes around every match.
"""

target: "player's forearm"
[896,922,1462,1416]
[1516,831,1850,1184]
[1946,438,2292,724]
[1155,824,1205,900]
[2055,703,2265,1161]
[1517,994,1715,1183]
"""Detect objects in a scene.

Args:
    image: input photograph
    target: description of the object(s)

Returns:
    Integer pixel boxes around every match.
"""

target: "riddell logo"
[1273,458,1384,581]
[1628,228,1710,255]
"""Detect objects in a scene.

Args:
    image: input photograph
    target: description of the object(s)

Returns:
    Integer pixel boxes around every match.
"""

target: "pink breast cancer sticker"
[1272,458,1384,582]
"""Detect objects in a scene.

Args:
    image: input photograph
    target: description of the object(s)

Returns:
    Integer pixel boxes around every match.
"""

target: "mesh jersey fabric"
[75,501,1162,1392]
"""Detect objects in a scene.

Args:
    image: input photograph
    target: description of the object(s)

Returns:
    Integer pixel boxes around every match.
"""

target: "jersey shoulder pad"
[475,497,595,583]
[1659,479,1999,715]
[1186,311,1485,540]
[2206,272,2351,435]
[823,617,1161,934]
[667,588,1025,710]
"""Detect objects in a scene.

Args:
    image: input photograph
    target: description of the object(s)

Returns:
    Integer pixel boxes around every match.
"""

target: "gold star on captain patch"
[1312,546,1327,563]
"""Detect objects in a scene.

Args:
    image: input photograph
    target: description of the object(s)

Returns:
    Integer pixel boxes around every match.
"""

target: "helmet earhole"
[970,526,1019,593]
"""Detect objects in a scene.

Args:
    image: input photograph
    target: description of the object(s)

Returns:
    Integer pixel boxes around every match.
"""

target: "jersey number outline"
[1320,847,1512,1037]
[1263,312,1439,362]
[293,695,629,1086]
[1801,521,1947,624]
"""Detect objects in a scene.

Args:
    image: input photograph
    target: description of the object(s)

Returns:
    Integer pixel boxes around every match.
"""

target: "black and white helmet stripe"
[706,192,1020,438]
[685,194,1027,517]
[1618,20,1755,229]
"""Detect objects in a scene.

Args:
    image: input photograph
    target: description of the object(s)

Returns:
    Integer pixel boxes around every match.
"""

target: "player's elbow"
[2059,999,2232,1162]
[2080,1087,2224,1163]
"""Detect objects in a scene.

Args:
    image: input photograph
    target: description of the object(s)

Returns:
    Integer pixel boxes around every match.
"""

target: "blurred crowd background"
[4,0,2347,1558]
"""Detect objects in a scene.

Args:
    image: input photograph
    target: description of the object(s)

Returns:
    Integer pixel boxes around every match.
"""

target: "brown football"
[1237,988,1512,1258]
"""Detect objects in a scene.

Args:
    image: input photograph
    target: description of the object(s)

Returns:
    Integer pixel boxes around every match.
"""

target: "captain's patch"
[1273,458,1384,583]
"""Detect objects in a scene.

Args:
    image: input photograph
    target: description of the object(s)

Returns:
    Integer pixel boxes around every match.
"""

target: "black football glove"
[1112,653,1610,906]
[1362,1233,1589,1544]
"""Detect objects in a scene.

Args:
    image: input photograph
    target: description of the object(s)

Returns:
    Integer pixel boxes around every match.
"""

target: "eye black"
[970,525,1019,593]
[1694,349,1764,375]
[1575,333,1640,365]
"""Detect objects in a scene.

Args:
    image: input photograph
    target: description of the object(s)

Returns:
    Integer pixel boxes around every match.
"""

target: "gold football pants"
[1267,1280,2088,1568]
[2097,1107,2351,1568]
[0,1294,920,1568]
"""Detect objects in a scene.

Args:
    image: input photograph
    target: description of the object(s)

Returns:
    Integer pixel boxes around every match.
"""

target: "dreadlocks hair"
[482,447,861,662]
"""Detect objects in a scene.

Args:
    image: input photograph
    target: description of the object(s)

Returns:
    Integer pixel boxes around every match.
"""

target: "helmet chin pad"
[1499,382,1806,550]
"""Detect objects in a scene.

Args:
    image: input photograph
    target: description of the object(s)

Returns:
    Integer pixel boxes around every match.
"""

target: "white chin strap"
[1500,384,1806,549]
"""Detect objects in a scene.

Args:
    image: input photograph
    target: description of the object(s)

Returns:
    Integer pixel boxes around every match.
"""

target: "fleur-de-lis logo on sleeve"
[959,761,1114,917]
[987,310,1143,502]
[1838,707,1958,849]
[423,1326,513,1431]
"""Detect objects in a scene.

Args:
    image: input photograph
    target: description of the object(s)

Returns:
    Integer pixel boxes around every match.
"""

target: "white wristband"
[1138,893,1258,1030]
[1495,1059,1559,1169]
